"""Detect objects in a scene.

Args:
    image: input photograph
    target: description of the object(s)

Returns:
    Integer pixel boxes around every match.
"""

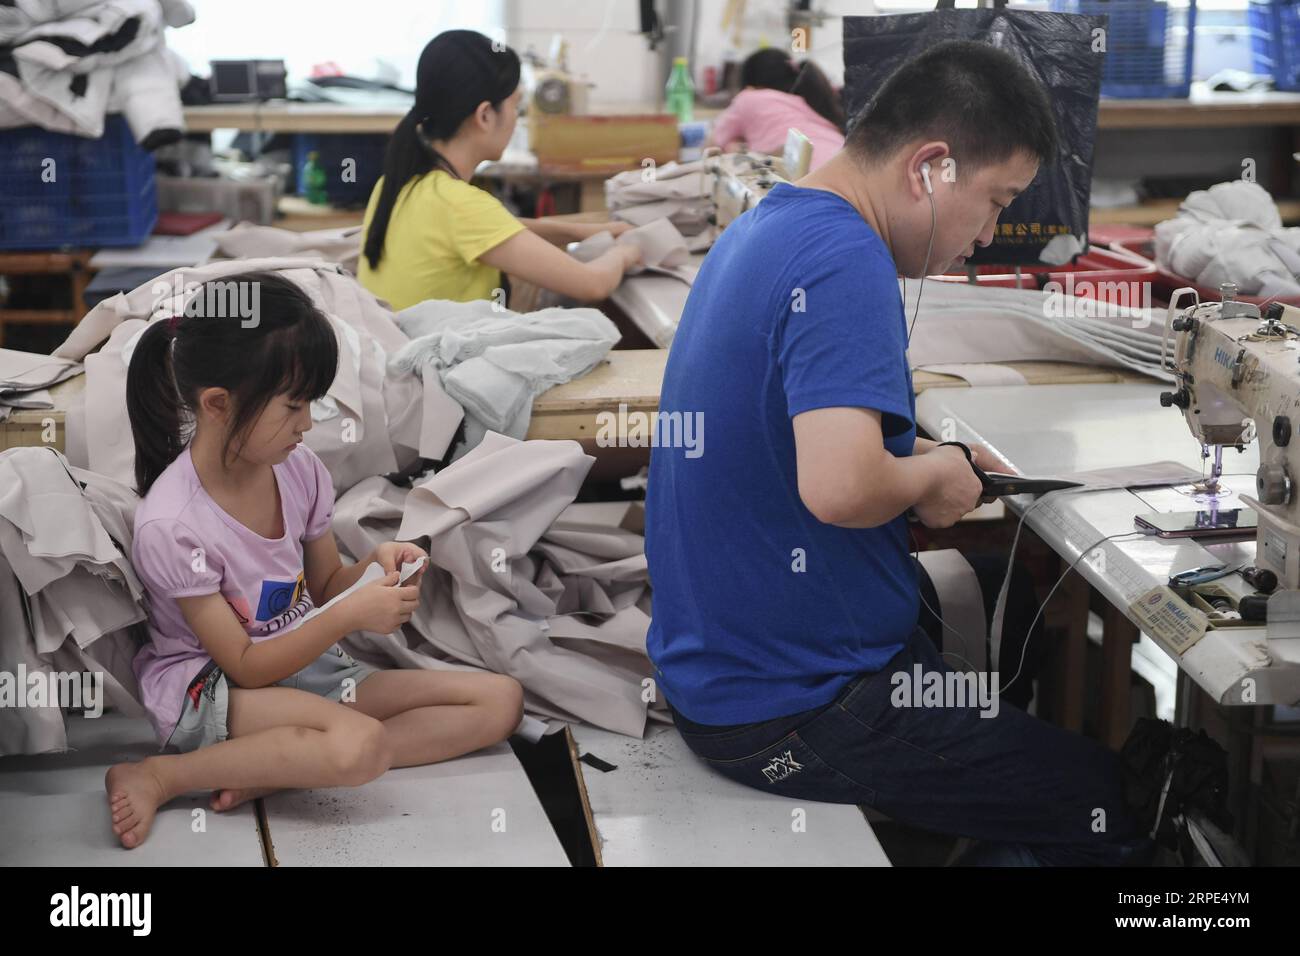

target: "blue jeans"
[668,626,1152,866]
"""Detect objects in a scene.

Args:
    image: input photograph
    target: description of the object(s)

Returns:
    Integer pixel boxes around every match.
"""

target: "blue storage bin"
[293,133,388,207]
[1249,0,1300,91]
[1051,0,1198,97]
[0,115,157,250]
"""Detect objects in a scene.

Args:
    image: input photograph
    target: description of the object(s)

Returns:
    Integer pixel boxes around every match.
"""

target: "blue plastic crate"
[0,115,157,250]
[293,133,388,207]
[1249,0,1300,91]
[1051,0,1198,97]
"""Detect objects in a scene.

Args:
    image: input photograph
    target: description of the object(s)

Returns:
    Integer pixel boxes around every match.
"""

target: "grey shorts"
[164,645,377,754]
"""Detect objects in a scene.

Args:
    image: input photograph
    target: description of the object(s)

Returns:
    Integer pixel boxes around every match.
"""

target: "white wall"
[166,0,505,87]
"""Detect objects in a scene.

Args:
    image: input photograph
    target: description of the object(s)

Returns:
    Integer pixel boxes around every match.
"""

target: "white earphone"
[906,160,938,342]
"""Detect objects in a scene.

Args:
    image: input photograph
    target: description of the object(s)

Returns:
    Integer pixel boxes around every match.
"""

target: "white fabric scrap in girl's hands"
[300,556,428,625]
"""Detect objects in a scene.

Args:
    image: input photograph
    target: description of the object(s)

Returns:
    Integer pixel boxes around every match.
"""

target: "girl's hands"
[372,541,429,587]
[606,221,634,239]
[341,572,419,635]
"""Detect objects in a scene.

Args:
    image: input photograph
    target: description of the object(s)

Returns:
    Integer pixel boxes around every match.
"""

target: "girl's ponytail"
[125,271,338,497]
[126,319,187,495]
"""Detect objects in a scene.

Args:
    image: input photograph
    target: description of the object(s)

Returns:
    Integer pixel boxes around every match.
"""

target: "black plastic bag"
[842,6,1104,266]
[1120,717,1233,854]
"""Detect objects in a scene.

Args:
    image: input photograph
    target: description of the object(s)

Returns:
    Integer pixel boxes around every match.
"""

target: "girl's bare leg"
[105,686,390,849]
[345,670,525,767]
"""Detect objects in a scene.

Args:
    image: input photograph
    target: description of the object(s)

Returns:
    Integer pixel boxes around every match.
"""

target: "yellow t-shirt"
[357,170,525,310]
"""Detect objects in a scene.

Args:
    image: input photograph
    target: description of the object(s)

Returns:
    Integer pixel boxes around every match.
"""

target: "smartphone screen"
[1134,509,1258,537]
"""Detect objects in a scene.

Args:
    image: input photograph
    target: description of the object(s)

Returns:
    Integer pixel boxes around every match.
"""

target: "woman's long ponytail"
[363,30,521,272]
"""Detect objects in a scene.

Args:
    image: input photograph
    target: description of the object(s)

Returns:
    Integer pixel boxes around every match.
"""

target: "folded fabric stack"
[0,0,195,148]
[391,297,621,458]
[0,349,82,422]
[568,218,699,285]
[605,159,715,241]
[1155,181,1300,300]
[0,447,146,756]
[908,280,1174,384]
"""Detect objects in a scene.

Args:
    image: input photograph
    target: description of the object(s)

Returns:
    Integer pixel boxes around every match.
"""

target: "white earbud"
[920,161,933,195]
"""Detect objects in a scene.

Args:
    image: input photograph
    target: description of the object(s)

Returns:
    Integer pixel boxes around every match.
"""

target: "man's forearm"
[828,452,945,529]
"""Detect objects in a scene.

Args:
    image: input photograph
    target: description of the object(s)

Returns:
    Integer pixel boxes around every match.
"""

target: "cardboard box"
[529,114,679,172]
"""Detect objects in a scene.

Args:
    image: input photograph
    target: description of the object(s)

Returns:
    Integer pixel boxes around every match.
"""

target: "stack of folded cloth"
[604,159,714,241]
[0,349,82,422]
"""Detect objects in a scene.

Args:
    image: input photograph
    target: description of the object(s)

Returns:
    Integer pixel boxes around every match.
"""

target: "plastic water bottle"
[304,151,329,205]
[665,57,695,124]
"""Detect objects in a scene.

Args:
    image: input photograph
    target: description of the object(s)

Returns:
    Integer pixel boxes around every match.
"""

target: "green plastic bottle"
[304,150,329,205]
[665,57,694,124]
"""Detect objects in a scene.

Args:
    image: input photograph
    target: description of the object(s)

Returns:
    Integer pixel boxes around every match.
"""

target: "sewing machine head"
[1161,285,1300,586]
[704,148,788,230]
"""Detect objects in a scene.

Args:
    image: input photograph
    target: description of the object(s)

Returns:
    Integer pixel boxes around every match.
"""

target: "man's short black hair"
[846,39,1058,172]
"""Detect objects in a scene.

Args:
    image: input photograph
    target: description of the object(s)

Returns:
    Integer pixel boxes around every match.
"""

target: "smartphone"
[1134,508,1258,539]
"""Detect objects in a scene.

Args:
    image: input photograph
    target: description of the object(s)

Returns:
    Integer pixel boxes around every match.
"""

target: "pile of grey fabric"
[334,432,665,738]
[0,447,145,756]
[0,349,82,422]
[605,159,714,240]
[0,0,195,148]
[1155,180,1300,300]
[391,297,620,458]
[4,263,661,754]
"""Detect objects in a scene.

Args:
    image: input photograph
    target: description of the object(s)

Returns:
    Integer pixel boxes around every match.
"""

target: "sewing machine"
[705,131,813,229]
[1160,285,1300,591]
[705,148,792,230]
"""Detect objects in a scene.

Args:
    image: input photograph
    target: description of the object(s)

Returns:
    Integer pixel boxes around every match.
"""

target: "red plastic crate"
[930,247,1163,309]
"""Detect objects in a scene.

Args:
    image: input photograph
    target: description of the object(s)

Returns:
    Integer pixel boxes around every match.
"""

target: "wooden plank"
[1097,83,1300,129]
[1091,199,1300,227]
[570,723,890,866]
[276,196,365,232]
[1100,604,1138,751]
[0,714,265,866]
[184,103,406,134]
[914,361,1155,391]
[260,742,568,866]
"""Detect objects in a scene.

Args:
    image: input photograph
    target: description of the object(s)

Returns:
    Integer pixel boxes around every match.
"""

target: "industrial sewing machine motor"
[1160,285,1300,595]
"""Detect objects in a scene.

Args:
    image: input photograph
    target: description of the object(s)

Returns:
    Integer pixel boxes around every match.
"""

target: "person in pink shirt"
[105,271,524,849]
[709,49,846,171]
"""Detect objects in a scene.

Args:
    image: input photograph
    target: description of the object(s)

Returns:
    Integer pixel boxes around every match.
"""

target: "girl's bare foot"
[104,761,167,849]
[209,787,278,812]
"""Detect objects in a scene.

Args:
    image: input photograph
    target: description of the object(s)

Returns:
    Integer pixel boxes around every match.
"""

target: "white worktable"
[610,253,701,348]
[571,723,890,866]
[915,382,1300,707]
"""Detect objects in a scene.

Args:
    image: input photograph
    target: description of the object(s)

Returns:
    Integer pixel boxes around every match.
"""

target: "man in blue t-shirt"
[645,40,1149,866]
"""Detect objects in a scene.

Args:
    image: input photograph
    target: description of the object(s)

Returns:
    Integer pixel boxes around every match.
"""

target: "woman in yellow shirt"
[359,31,642,311]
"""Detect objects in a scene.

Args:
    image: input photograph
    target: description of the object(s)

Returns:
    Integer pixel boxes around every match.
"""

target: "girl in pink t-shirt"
[710,49,846,171]
[106,271,524,850]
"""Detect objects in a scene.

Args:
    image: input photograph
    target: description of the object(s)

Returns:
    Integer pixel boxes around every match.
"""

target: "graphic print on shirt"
[250,570,314,636]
